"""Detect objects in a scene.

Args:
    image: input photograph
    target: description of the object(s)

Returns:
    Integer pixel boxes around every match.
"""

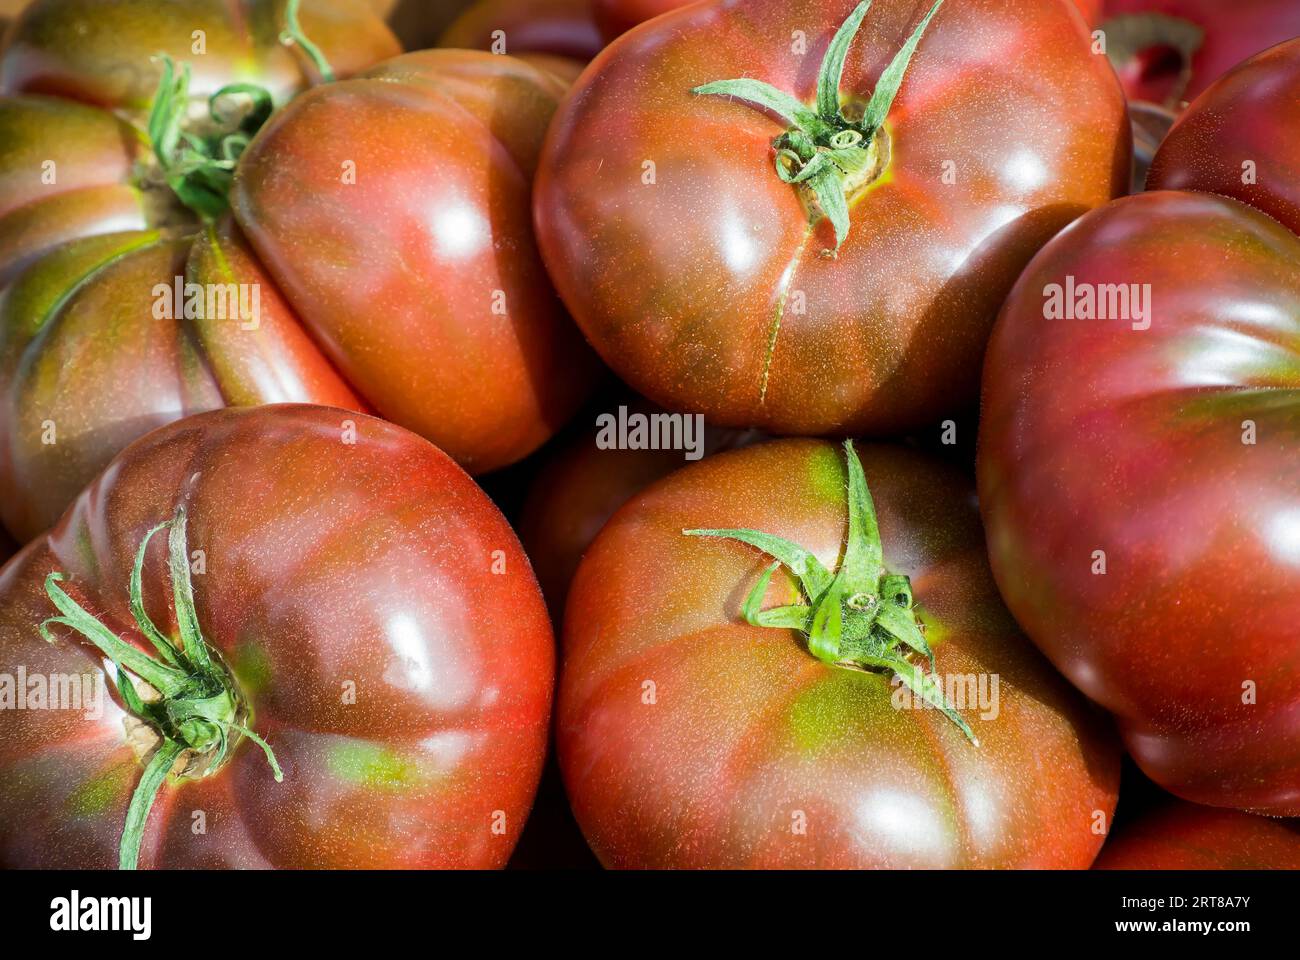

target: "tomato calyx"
[685,440,978,745]
[1100,12,1205,108]
[693,0,943,257]
[39,507,283,870]
[141,0,334,222]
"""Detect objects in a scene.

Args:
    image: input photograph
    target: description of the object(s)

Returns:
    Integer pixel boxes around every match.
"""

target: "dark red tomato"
[0,43,598,542]
[979,190,1300,815]
[0,404,554,869]
[519,396,759,615]
[439,0,604,61]
[536,0,1129,439]
[1101,0,1300,108]
[1148,38,1300,237]
[1095,802,1300,869]
[0,0,398,112]
[559,439,1120,868]
[596,0,1102,41]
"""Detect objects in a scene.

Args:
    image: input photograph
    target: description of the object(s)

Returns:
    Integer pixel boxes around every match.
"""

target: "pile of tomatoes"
[0,0,1296,871]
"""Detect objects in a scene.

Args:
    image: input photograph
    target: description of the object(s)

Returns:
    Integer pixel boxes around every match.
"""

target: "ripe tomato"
[0,0,398,112]
[1095,802,1300,869]
[519,396,759,614]
[1100,0,1300,108]
[559,439,1120,868]
[439,0,604,61]
[0,27,598,541]
[1148,38,1300,237]
[596,0,1102,41]
[536,0,1129,438]
[0,404,554,869]
[979,190,1300,815]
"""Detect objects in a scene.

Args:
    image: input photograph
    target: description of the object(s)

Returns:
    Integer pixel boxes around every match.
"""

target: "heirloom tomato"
[1095,802,1300,869]
[0,404,555,869]
[559,439,1119,868]
[439,0,604,62]
[1100,0,1300,109]
[535,0,1129,438]
[519,396,759,615]
[979,190,1300,815]
[596,0,1100,41]
[0,0,397,112]
[1148,38,1300,237]
[0,6,597,542]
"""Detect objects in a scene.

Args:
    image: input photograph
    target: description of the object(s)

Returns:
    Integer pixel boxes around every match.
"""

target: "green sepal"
[693,79,830,137]
[860,0,944,134]
[684,528,833,599]
[816,0,874,120]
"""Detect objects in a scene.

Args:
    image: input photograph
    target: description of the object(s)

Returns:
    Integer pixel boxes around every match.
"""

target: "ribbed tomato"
[1095,802,1300,869]
[979,190,1300,814]
[0,8,597,542]
[559,439,1119,868]
[535,0,1129,438]
[1148,37,1300,236]
[0,405,554,869]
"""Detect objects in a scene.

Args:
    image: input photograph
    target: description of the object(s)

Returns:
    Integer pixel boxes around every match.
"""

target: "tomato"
[0,404,554,869]
[0,25,598,541]
[1148,38,1300,237]
[535,0,1129,439]
[1100,0,1300,109]
[519,396,759,614]
[439,0,604,61]
[1095,802,1300,869]
[558,439,1119,868]
[0,0,399,112]
[593,0,694,41]
[978,190,1300,815]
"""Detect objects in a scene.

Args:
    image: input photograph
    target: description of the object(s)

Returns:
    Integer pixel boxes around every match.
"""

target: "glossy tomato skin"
[1148,38,1300,236]
[519,396,759,615]
[0,0,399,112]
[1101,0,1300,107]
[596,0,1101,42]
[233,50,602,475]
[0,405,555,869]
[0,49,597,542]
[536,0,1129,438]
[979,191,1300,815]
[439,0,603,61]
[1095,802,1300,869]
[559,439,1120,868]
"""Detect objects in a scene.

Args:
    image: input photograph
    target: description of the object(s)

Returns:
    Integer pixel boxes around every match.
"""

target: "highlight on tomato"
[0,1,599,543]
[979,189,1300,815]
[559,439,1120,868]
[1095,801,1300,870]
[535,0,1129,440]
[0,404,555,869]
[1148,37,1300,236]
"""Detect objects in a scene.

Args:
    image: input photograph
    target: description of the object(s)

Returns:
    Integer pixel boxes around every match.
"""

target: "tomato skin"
[1101,0,1300,107]
[519,397,758,614]
[978,190,1300,815]
[559,439,1120,868]
[0,46,597,542]
[1095,802,1300,869]
[439,0,604,61]
[0,0,400,112]
[1148,38,1300,237]
[0,404,555,869]
[535,0,1129,438]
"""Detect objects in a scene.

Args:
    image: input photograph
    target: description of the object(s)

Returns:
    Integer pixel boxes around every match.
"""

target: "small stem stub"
[41,507,283,870]
[693,0,944,255]
[684,441,978,745]
[280,0,336,84]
